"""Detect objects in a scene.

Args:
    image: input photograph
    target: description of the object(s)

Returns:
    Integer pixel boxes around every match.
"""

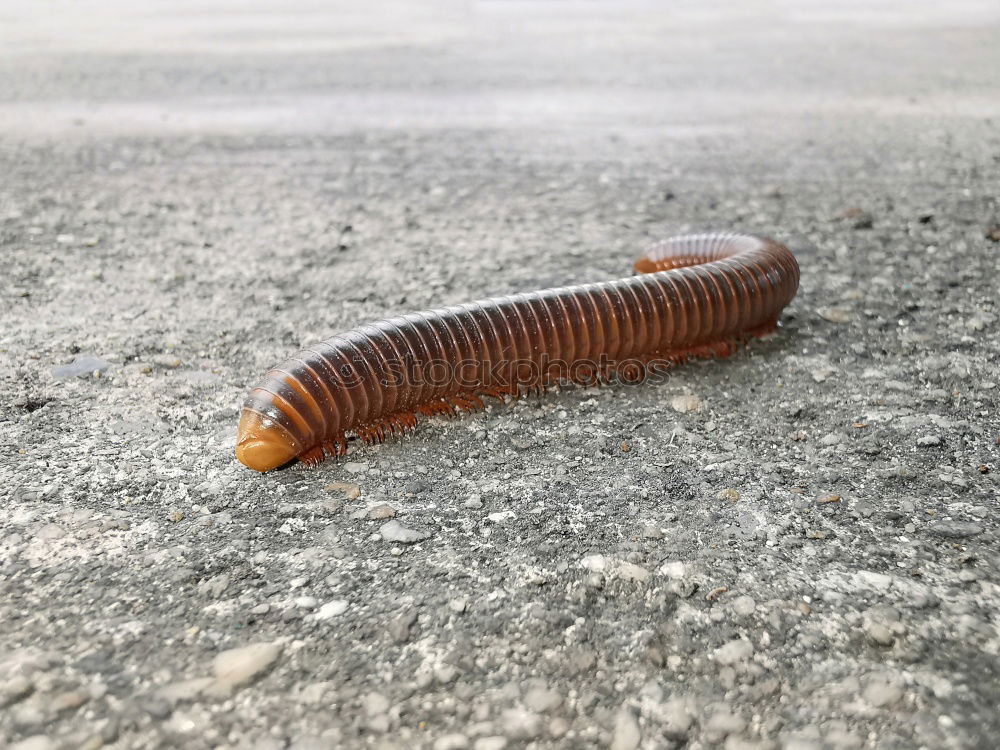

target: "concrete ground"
[2,1,999,748]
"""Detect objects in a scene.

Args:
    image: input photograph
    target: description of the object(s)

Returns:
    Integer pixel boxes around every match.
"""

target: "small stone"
[584,572,604,588]
[580,554,607,571]
[779,735,822,750]
[389,609,418,643]
[818,307,852,324]
[716,488,740,502]
[965,315,992,331]
[50,690,89,712]
[318,497,343,516]
[839,207,873,229]
[435,665,460,684]
[364,691,390,716]
[811,367,836,383]
[928,522,982,539]
[714,639,754,665]
[368,713,390,733]
[35,523,66,541]
[199,573,230,598]
[610,707,641,750]
[434,734,470,750]
[549,716,570,738]
[822,726,863,750]
[10,737,57,750]
[368,504,397,520]
[51,355,112,379]
[403,480,428,495]
[916,435,942,447]
[865,622,895,646]
[297,682,333,706]
[314,600,349,620]
[704,708,746,740]
[324,481,361,500]
[448,598,468,613]
[730,596,756,616]
[854,570,892,592]
[380,519,430,544]
[671,394,703,413]
[523,686,562,713]
[816,494,841,504]
[473,739,507,750]
[663,698,693,735]
[464,495,484,509]
[208,642,282,697]
[658,560,687,578]
[500,707,541,740]
[641,525,664,539]
[343,462,368,474]
[863,681,903,707]
[617,562,651,583]
[1,676,34,707]
[151,354,182,368]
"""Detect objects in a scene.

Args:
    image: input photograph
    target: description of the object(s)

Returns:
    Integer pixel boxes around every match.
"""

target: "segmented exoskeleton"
[236,233,799,471]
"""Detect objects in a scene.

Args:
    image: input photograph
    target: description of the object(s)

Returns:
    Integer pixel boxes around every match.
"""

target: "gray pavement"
[2,1,999,748]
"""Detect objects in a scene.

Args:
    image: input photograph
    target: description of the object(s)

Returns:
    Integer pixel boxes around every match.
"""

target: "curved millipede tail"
[235,233,799,471]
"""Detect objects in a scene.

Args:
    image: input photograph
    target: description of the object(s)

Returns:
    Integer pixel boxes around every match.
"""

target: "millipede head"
[235,409,300,472]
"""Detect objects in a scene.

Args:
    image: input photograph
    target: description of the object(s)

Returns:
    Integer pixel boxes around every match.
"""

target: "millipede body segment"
[236,233,800,472]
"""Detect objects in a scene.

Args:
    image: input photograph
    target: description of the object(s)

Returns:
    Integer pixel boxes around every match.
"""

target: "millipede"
[235,232,799,472]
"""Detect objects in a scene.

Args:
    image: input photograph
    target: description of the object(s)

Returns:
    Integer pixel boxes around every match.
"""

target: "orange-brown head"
[235,409,300,472]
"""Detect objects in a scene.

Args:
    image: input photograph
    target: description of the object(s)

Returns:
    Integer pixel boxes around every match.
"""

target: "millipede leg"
[747,317,779,339]
[299,446,325,466]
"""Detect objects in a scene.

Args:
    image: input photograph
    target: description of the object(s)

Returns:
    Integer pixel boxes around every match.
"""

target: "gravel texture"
[2,2,999,748]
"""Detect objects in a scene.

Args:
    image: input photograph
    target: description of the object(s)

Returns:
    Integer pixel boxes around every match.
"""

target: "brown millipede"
[236,232,799,472]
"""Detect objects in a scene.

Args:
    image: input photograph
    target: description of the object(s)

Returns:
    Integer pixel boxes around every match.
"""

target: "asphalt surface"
[2,2,1000,749]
